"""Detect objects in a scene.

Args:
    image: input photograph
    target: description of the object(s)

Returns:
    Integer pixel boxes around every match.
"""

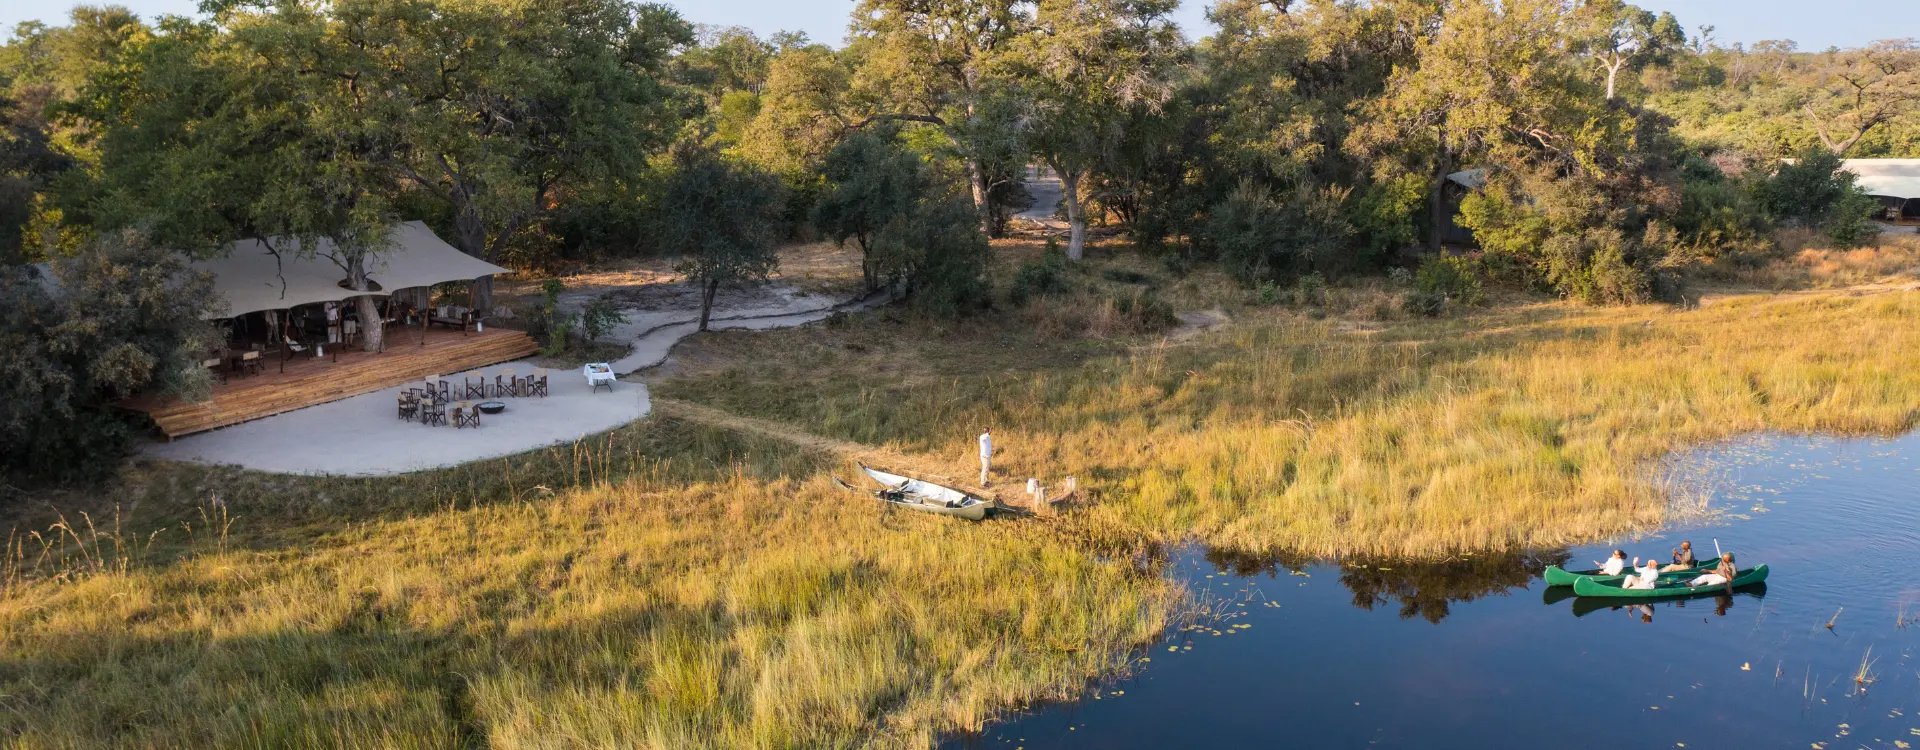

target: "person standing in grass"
[978,429,993,487]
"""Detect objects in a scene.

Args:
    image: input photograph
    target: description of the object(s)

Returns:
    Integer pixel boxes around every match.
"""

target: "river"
[949,431,1920,749]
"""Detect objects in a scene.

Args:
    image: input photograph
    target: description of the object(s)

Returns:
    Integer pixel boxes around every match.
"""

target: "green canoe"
[1543,559,1709,587]
[1571,565,1769,599]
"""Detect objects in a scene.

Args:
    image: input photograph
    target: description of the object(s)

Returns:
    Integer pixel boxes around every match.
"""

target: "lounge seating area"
[398,368,550,429]
[142,354,649,476]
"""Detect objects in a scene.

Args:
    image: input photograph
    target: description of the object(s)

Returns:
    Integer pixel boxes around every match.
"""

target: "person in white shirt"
[1596,550,1628,577]
[978,429,993,487]
[1622,558,1660,589]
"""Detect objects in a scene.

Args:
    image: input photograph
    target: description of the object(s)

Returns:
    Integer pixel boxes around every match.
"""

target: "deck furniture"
[429,305,480,334]
[236,349,264,376]
[495,370,521,398]
[463,375,487,400]
[526,369,549,397]
[584,363,615,393]
[397,394,418,422]
[420,398,447,427]
[453,402,481,429]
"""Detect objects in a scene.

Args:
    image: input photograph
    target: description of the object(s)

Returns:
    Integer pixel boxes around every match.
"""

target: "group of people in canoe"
[1593,540,1738,590]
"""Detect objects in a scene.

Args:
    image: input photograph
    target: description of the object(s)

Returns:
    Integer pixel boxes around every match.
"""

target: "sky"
[2,0,1913,51]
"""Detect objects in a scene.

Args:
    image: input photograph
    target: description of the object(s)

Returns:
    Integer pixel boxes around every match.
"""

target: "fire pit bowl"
[477,401,507,415]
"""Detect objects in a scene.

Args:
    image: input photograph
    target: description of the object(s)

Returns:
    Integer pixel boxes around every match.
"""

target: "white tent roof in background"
[1840,159,1920,200]
[198,221,507,319]
[1446,168,1487,189]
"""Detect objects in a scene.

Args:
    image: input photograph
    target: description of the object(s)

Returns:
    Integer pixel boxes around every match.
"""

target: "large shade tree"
[849,0,1033,234]
[1011,0,1184,260]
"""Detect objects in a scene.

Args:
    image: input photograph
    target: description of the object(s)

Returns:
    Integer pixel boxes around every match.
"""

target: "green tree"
[869,193,993,316]
[849,0,1033,233]
[1795,40,1919,155]
[1572,0,1684,101]
[813,128,929,289]
[1012,0,1184,261]
[659,145,785,330]
[0,230,219,482]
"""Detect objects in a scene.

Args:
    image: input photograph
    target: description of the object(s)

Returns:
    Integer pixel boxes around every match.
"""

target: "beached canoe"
[850,464,991,521]
[1571,565,1769,598]
[1543,559,1710,587]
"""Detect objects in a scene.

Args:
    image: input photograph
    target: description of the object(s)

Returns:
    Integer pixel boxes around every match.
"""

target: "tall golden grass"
[662,279,1920,557]
[0,420,1173,748]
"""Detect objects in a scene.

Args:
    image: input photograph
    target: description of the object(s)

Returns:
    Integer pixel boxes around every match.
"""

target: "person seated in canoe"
[1687,553,1736,587]
[1595,550,1628,576]
[1660,540,1696,572]
[1622,557,1662,589]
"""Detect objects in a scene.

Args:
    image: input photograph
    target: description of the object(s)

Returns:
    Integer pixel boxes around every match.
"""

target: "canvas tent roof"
[198,221,506,319]
[1446,168,1487,189]
[1840,159,1920,200]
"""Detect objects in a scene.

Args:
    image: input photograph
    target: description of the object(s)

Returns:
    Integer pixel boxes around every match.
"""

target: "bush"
[1753,148,1881,248]
[1,231,220,482]
[580,294,627,342]
[1088,287,1177,337]
[1009,244,1071,306]
[1408,255,1485,316]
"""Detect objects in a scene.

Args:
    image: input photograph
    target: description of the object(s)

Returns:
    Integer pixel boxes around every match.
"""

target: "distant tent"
[1838,159,1920,222]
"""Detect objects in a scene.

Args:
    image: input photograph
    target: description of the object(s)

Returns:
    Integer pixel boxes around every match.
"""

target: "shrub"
[580,294,627,342]
[1410,255,1485,315]
[1009,245,1071,306]
[1753,148,1881,248]
[1292,273,1328,307]
[1,230,220,482]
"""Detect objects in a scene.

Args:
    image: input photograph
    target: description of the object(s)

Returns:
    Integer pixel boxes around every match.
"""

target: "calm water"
[949,432,1920,749]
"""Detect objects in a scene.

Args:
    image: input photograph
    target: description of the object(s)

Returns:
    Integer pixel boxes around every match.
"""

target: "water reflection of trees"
[1338,551,1571,624]
[1204,546,1572,624]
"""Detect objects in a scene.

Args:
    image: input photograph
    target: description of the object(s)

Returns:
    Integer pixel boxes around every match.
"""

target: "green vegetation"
[0,231,218,482]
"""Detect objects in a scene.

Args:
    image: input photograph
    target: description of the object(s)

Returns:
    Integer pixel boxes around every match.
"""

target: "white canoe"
[859,464,990,521]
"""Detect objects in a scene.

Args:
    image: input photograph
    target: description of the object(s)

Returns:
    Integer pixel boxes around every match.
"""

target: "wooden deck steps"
[126,328,539,439]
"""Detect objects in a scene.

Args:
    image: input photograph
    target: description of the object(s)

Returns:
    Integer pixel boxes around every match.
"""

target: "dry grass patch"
[0,420,1175,748]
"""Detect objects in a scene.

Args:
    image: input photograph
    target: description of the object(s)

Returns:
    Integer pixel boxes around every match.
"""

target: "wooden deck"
[126,327,540,439]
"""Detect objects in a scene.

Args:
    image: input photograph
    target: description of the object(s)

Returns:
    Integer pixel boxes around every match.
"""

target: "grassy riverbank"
[659,240,1920,557]
[1,420,1173,748]
[4,236,1917,746]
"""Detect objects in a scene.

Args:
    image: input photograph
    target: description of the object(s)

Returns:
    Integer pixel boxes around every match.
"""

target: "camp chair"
[495,369,521,398]
[454,403,481,429]
[463,374,487,400]
[526,368,549,397]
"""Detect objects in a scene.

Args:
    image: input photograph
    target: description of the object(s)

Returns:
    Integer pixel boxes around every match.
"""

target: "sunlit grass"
[662,272,1920,557]
[0,420,1174,748]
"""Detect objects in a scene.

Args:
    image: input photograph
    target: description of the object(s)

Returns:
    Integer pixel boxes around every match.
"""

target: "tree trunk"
[345,253,384,352]
[1604,58,1622,101]
[453,208,494,314]
[1426,146,1452,253]
[966,158,993,236]
[355,293,384,353]
[1060,166,1087,261]
[856,234,876,291]
[697,278,719,332]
